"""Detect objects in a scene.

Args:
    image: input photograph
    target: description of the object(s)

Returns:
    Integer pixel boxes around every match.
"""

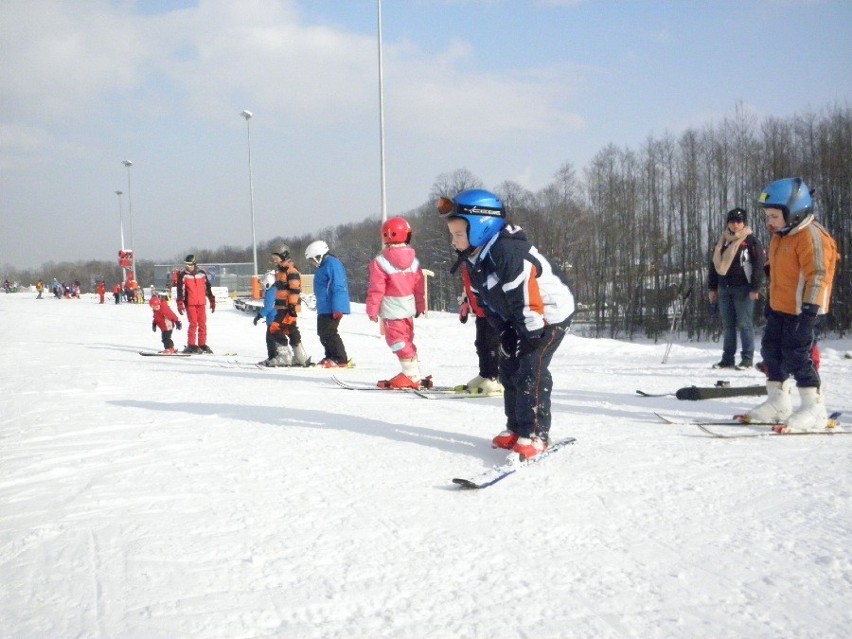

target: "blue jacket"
[314,254,351,315]
[261,286,277,325]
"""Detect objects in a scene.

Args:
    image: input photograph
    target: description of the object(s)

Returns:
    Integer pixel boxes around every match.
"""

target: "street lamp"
[121,160,136,279]
[115,190,125,250]
[240,110,259,279]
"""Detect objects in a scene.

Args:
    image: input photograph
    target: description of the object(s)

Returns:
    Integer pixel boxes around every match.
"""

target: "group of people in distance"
[147,175,838,461]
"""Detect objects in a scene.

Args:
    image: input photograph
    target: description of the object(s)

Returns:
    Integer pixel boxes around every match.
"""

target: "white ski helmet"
[305,240,330,264]
[261,270,276,290]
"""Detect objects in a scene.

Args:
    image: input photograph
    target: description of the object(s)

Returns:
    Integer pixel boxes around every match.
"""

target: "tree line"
[7,104,848,338]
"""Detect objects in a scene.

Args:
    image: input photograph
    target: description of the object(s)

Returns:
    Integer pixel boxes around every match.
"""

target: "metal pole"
[241,110,259,278]
[115,190,125,250]
[122,160,136,279]
[377,0,388,226]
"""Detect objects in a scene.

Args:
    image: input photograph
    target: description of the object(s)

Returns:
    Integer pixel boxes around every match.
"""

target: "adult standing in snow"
[269,245,311,367]
[708,207,764,369]
[366,217,429,389]
[440,189,576,460]
[176,254,216,354]
[744,177,838,433]
[305,240,352,368]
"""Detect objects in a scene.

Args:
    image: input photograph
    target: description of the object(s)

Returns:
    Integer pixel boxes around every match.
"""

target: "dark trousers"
[761,308,820,388]
[499,320,570,442]
[474,316,500,379]
[268,310,301,355]
[317,314,348,363]
[160,329,174,350]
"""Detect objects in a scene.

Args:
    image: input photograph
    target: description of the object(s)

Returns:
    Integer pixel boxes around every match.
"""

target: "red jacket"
[177,268,214,307]
[366,244,425,320]
[152,301,180,331]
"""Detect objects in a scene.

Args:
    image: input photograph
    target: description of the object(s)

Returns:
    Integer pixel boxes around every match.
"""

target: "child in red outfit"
[366,217,429,389]
[150,296,182,354]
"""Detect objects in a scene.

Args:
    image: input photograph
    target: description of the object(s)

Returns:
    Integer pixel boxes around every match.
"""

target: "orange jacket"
[768,216,838,315]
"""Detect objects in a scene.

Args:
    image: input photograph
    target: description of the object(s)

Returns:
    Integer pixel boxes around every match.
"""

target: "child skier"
[269,245,311,366]
[366,217,430,389]
[254,271,290,366]
[440,189,576,460]
[150,296,182,354]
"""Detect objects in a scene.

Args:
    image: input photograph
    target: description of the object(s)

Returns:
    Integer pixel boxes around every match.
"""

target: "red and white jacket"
[177,268,214,307]
[366,244,425,320]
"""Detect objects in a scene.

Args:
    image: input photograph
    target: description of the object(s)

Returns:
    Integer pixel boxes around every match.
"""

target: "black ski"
[139,351,191,357]
[675,385,766,400]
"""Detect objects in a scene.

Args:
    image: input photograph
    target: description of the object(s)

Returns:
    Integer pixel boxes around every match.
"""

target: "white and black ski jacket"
[466,225,576,343]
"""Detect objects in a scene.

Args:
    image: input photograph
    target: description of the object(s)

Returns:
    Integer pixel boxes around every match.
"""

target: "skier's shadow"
[112,399,498,464]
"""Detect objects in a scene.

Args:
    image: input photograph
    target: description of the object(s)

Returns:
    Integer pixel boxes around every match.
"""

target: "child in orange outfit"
[150,296,182,354]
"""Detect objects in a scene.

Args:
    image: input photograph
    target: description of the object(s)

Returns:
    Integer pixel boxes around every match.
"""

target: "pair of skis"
[654,411,846,438]
[330,376,502,400]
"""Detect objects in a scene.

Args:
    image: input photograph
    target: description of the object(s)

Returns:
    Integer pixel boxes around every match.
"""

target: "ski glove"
[209,297,216,313]
[369,315,378,323]
[175,321,182,331]
[253,313,261,326]
[177,300,185,315]
[459,299,470,324]
[269,321,281,334]
[332,311,343,321]
[152,320,157,332]
[801,303,819,317]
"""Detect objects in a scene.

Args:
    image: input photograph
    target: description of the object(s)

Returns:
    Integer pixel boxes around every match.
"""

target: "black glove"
[176,321,182,331]
[801,303,819,317]
[287,307,298,317]
[499,329,518,359]
[253,313,261,326]
[519,333,543,357]
[152,320,157,332]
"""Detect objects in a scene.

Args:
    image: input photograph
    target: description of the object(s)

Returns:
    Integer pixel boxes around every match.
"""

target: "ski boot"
[774,386,827,433]
[512,435,547,461]
[741,379,793,424]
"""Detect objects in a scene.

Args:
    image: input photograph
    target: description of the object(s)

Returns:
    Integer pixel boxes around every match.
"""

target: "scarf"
[712,226,752,276]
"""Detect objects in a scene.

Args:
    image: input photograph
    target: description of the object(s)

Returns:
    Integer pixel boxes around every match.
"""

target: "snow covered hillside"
[1,293,850,638]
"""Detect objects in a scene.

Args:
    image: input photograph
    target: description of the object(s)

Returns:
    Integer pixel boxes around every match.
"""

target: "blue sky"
[1,0,850,271]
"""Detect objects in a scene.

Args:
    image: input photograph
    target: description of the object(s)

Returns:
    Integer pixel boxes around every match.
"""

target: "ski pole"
[662,286,692,364]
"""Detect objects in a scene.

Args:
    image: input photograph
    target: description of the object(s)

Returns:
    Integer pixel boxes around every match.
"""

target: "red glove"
[369,315,378,323]
[332,311,343,321]
[177,300,185,315]
[209,297,216,313]
[269,322,281,334]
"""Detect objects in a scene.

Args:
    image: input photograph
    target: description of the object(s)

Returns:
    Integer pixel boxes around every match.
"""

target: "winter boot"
[293,343,311,367]
[268,348,294,367]
[778,386,827,433]
[742,379,793,424]
[199,345,214,354]
[473,377,503,396]
[465,375,486,392]
[512,435,547,460]
[182,345,201,354]
[492,430,519,450]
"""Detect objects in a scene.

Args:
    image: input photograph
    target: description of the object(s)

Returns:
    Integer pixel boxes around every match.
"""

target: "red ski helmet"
[382,217,412,245]
[149,296,161,309]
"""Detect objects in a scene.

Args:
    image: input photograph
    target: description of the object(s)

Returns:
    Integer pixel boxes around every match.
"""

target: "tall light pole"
[241,110,259,279]
[376,0,388,226]
[115,190,125,250]
[121,160,136,279]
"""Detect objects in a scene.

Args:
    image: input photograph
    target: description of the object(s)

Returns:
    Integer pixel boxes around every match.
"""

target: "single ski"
[675,385,766,400]
[655,410,843,427]
[695,419,846,439]
[636,390,674,397]
[139,351,191,357]
[452,437,577,489]
[413,389,503,400]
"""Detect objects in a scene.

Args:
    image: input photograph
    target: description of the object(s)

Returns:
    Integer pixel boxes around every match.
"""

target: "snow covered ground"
[1,292,850,639]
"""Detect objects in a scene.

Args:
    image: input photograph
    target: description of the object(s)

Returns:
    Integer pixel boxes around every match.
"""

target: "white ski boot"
[743,379,793,423]
[293,343,312,367]
[465,375,503,395]
[268,348,294,367]
[781,386,827,433]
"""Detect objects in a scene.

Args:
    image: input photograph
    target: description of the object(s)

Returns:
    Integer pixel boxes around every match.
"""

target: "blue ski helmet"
[758,177,813,229]
[440,189,506,247]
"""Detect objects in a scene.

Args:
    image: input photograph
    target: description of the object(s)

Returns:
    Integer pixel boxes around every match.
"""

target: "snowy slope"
[1,293,850,639]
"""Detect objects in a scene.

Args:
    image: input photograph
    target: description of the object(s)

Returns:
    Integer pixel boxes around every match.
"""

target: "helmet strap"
[449,246,474,275]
